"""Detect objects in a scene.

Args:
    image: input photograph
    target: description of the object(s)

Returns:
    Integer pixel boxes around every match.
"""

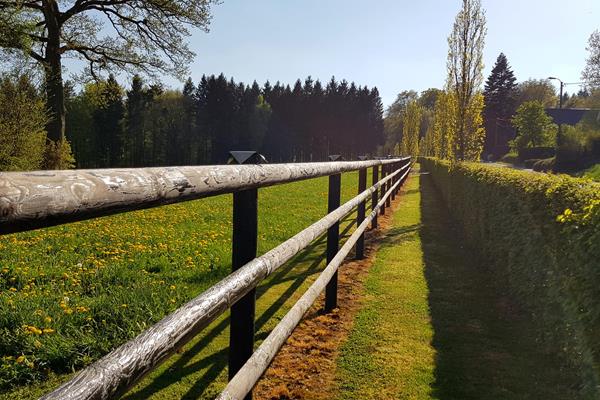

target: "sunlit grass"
[0,171,366,398]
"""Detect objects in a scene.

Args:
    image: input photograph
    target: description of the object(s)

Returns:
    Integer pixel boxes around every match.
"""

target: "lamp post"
[548,76,564,148]
[548,76,564,109]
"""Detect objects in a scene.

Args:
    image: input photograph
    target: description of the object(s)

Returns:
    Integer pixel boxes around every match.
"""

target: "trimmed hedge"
[421,157,600,397]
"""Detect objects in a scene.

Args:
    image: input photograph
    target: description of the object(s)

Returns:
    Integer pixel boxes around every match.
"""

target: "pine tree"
[125,75,148,167]
[483,53,518,156]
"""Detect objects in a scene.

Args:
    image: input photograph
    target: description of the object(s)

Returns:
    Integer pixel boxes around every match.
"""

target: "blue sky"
[113,0,600,108]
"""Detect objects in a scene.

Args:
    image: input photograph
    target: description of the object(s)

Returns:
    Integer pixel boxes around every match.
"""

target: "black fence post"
[356,161,367,259]
[391,161,397,201]
[228,151,264,400]
[385,163,392,208]
[325,155,342,312]
[371,164,379,229]
[380,163,387,215]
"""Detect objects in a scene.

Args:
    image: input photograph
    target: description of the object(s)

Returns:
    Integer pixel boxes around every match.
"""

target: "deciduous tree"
[511,101,557,151]
[0,74,47,171]
[582,30,600,88]
[0,0,217,168]
[446,0,487,161]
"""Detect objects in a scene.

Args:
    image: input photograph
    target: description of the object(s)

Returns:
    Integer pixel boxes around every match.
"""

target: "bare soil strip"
[253,183,408,400]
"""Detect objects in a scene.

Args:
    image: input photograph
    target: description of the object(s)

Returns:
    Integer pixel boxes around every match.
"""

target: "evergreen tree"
[483,53,518,156]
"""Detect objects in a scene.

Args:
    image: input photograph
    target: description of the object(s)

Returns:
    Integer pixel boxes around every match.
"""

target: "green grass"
[582,163,600,181]
[0,171,366,399]
[336,167,582,399]
[335,169,435,400]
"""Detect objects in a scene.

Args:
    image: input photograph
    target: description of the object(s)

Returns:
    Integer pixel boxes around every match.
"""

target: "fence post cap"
[228,151,268,165]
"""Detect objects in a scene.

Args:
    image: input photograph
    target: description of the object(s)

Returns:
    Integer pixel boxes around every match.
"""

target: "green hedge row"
[420,157,600,396]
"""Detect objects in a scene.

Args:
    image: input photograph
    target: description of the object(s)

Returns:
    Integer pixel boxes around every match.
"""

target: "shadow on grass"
[419,172,581,400]
[123,211,359,399]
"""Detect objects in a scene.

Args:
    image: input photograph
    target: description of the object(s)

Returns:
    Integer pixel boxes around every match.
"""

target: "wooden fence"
[0,156,412,399]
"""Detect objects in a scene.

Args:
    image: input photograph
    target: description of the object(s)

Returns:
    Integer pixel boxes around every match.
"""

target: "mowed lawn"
[0,170,365,399]
[335,168,582,399]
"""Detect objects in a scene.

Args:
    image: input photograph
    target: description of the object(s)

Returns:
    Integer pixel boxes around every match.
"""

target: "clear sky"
[141,0,600,108]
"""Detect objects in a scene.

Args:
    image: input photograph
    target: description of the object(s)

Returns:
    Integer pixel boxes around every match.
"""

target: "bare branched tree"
[0,0,218,167]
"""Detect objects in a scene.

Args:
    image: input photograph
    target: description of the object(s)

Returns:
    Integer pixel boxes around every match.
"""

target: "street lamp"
[548,76,564,109]
[548,76,564,148]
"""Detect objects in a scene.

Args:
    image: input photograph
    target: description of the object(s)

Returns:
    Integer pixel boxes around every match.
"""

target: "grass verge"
[335,167,583,399]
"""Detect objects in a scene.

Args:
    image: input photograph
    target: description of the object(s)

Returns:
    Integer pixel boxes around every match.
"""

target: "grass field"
[335,169,582,399]
[0,170,365,398]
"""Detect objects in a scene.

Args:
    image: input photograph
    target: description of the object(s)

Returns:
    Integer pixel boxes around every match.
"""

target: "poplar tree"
[401,100,422,156]
[446,0,487,161]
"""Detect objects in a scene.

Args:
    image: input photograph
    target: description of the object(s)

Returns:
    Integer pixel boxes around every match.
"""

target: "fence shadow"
[418,173,581,399]
[123,209,360,399]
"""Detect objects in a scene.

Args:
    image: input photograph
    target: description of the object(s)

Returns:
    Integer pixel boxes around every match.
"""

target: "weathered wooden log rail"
[0,157,411,399]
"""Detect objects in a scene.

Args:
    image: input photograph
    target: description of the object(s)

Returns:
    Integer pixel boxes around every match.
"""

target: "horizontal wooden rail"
[217,165,411,400]
[0,158,408,235]
[41,161,411,400]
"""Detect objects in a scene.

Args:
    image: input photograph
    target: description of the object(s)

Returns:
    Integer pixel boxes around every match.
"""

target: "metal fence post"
[325,155,342,312]
[356,158,367,259]
[371,164,379,229]
[228,152,264,400]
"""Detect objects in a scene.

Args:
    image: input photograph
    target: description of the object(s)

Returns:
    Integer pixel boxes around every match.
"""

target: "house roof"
[545,108,600,126]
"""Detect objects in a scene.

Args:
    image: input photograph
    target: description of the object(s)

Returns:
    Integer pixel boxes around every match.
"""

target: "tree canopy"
[0,0,218,167]
[446,0,487,161]
[511,101,557,151]
[582,30,600,88]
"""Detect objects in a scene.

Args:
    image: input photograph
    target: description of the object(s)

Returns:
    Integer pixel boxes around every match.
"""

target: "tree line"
[0,73,384,170]
[383,0,600,166]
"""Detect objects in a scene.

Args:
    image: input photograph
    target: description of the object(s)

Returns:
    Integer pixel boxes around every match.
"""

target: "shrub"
[421,157,600,397]
[500,152,519,165]
[518,146,555,162]
[556,125,600,172]
[532,157,555,172]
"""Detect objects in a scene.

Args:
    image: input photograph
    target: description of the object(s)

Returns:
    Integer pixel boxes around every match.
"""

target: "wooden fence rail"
[218,165,411,400]
[0,157,411,399]
[1,159,404,235]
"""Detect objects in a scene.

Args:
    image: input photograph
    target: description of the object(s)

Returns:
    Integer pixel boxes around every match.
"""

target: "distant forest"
[65,74,385,168]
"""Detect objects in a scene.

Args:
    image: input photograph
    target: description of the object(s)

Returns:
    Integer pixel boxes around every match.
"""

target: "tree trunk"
[43,1,66,168]
[44,56,65,144]
[42,0,66,142]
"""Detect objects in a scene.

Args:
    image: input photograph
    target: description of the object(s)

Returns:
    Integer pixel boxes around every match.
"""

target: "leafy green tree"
[483,53,518,155]
[401,100,422,156]
[418,88,443,110]
[432,90,457,159]
[517,79,557,108]
[0,0,217,168]
[511,101,557,151]
[446,0,487,161]
[582,30,600,88]
[0,74,47,171]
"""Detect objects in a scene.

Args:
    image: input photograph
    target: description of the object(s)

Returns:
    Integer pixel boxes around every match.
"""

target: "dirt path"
[253,178,409,400]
